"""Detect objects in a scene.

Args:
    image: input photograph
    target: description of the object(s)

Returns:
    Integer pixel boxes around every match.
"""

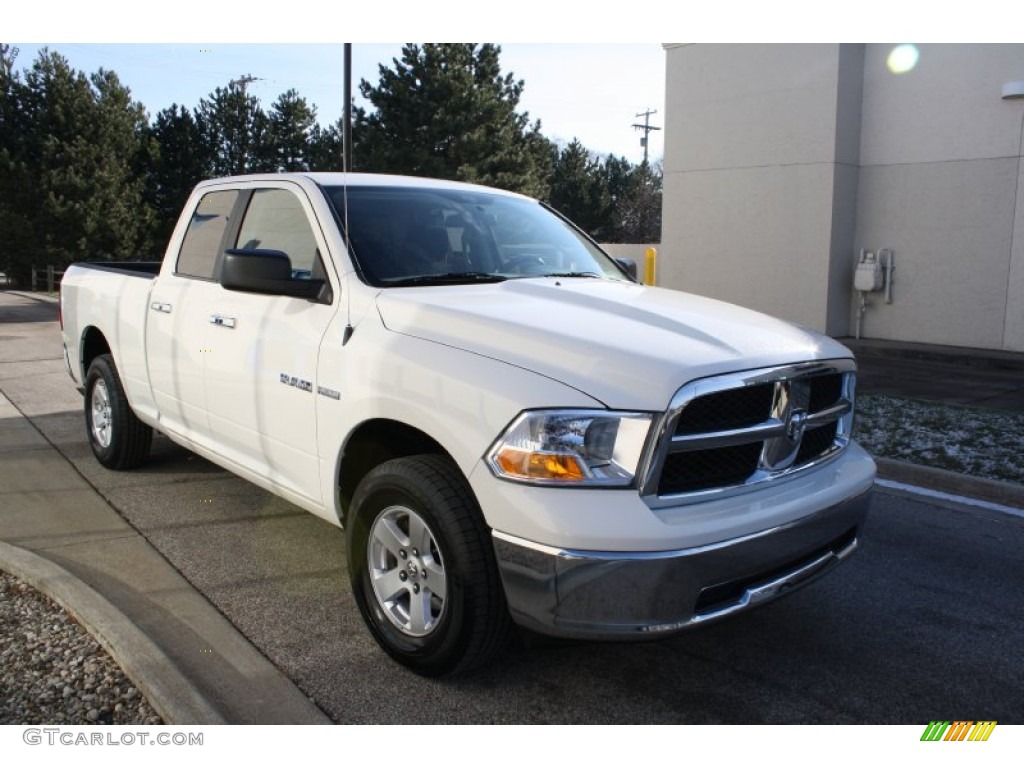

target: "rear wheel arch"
[80,326,111,382]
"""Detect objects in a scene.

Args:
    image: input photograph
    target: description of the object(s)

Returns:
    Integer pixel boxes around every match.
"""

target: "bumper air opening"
[692,527,858,615]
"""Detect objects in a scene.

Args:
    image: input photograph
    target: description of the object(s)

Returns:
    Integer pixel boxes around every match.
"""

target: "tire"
[346,454,511,677]
[84,354,152,470]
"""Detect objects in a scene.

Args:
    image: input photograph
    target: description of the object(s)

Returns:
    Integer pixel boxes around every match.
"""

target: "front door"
[202,183,339,504]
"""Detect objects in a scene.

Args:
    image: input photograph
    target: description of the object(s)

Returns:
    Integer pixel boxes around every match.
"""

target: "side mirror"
[221,248,324,300]
[615,257,638,280]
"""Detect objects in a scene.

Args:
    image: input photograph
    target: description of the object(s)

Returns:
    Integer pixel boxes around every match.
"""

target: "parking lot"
[1,291,1022,723]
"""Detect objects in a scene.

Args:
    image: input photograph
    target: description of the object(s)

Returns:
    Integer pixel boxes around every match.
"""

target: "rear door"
[146,188,240,440]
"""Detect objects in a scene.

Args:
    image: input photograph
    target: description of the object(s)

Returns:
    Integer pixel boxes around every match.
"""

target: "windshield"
[322,185,632,287]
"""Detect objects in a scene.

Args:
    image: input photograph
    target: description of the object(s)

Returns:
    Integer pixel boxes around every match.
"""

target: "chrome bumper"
[492,488,871,639]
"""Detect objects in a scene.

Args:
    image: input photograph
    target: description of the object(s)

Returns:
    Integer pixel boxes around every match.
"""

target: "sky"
[6,43,667,165]
[6,1,1010,169]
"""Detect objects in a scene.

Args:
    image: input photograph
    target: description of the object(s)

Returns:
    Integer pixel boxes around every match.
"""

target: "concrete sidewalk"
[0,389,329,724]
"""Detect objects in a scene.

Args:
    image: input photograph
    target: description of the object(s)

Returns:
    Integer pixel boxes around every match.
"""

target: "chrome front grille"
[639,360,856,507]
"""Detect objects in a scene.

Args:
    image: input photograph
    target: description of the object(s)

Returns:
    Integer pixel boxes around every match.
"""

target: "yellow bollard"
[644,247,657,286]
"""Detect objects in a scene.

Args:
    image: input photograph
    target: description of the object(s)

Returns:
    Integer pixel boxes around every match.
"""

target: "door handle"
[209,314,236,329]
[150,302,172,313]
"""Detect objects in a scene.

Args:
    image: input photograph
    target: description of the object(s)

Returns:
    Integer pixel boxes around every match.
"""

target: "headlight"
[487,410,653,486]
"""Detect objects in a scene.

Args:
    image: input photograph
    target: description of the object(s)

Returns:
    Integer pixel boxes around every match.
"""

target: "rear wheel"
[84,354,152,470]
[346,455,511,676]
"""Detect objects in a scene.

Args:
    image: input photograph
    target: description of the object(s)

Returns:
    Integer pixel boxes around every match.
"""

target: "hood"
[375,279,852,410]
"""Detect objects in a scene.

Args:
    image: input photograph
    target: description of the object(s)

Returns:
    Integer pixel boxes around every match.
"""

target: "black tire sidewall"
[85,356,121,467]
[84,354,151,470]
[346,458,483,676]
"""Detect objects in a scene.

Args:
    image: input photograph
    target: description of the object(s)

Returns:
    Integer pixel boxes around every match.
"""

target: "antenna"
[631,108,662,165]
[341,44,354,346]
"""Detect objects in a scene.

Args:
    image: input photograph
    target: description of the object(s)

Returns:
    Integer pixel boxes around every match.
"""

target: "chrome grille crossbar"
[670,419,786,451]
[638,360,857,508]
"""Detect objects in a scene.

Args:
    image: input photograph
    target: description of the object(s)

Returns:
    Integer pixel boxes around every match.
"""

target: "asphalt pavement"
[1,289,1022,724]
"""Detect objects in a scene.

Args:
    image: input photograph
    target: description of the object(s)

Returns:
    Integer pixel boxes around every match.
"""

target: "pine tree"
[0,50,156,283]
[196,79,269,176]
[266,89,317,172]
[150,104,210,244]
[616,161,663,243]
[548,139,612,238]
[308,119,344,171]
[354,44,549,196]
[0,60,34,285]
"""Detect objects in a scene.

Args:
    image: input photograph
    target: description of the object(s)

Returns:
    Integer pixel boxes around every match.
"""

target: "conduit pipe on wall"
[854,248,895,339]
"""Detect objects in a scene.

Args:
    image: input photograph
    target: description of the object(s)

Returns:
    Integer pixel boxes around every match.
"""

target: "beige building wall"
[661,43,862,335]
[662,43,1024,352]
[854,44,1024,350]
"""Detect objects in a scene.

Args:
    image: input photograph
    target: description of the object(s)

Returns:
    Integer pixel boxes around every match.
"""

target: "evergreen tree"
[150,104,210,244]
[0,60,34,285]
[308,119,344,171]
[616,161,663,243]
[196,79,269,176]
[0,50,156,283]
[354,43,549,196]
[547,139,612,238]
[266,89,317,172]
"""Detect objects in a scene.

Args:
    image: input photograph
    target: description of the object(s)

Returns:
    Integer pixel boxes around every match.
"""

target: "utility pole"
[228,75,262,94]
[632,108,662,166]
[0,44,19,78]
[227,75,262,174]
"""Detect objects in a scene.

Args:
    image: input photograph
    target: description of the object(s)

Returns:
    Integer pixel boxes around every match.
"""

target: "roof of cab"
[195,172,534,200]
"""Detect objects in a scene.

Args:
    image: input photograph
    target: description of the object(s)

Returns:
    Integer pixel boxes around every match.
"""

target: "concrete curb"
[0,540,225,725]
[875,457,1024,510]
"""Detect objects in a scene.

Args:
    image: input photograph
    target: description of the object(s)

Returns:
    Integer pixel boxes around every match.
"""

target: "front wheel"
[346,455,511,676]
[84,354,152,470]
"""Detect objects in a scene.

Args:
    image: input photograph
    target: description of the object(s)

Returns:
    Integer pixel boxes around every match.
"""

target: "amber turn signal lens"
[494,447,587,482]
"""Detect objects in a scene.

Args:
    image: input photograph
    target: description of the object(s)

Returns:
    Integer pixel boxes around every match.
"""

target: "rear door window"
[176,190,239,280]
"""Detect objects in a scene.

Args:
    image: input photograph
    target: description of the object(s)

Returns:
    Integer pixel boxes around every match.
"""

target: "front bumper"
[493,487,871,639]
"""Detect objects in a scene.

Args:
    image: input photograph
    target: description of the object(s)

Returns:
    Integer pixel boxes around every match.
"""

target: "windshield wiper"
[383,272,508,287]
[539,271,604,279]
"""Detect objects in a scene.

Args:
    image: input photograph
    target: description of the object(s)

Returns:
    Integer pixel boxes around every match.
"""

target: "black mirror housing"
[615,257,639,281]
[221,249,324,300]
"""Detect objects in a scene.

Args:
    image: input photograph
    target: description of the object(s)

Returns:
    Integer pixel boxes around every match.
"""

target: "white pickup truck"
[60,173,875,676]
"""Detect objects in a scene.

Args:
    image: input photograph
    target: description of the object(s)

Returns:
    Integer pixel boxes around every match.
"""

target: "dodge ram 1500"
[60,173,875,676]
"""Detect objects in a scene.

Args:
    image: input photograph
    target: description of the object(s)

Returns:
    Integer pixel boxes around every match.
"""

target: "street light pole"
[344,44,353,172]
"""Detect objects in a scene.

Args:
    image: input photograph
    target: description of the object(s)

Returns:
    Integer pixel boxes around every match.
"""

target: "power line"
[631,108,661,165]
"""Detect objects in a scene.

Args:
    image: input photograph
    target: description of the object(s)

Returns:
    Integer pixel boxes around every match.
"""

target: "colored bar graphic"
[944,721,972,741]
[968,721,997,742]
[920,720,997,742]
